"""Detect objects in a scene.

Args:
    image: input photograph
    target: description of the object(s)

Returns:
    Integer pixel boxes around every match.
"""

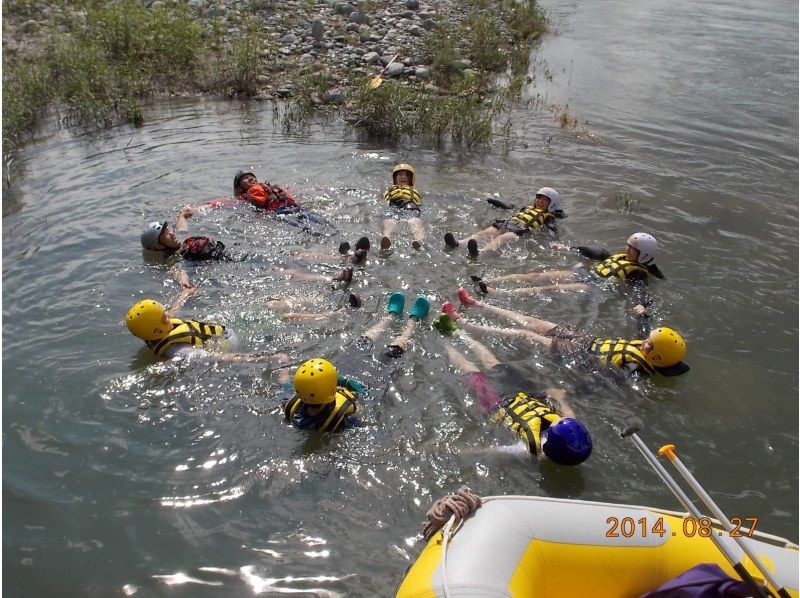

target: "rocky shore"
[3,0,547,150]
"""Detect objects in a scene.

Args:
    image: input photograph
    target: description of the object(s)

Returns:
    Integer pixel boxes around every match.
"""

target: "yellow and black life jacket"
[507,206,555,231]
[595,253,650,280]
[146,318,226,358]
[283,387,357,432]
[587,338,656,375]
[382,185,422,207]
[491,392,561,455]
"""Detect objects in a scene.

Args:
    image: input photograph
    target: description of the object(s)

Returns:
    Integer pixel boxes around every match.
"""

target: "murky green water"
[4,0,797,595]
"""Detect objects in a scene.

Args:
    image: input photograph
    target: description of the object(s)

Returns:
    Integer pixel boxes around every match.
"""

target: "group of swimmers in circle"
[124,163,689,468]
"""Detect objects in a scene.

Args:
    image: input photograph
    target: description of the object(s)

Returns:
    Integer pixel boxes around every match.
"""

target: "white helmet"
[141,221,167,250]
[536,187,561,212]
[627,232,658,264]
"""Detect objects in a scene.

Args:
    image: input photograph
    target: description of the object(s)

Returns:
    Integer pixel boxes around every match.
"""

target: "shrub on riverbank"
[3,0,204,149]
[3,0,549,155]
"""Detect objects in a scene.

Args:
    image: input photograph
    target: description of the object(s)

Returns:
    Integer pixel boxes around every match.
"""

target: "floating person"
[380,163,425,251]
[125,276,348,361]
[441,288,689,377]
[471,232,664,306]
[283,358,367,431]
[125,276,256,361]
[232,170,332,233]
[282,292,431,432]
[441,328,592,465]
[443,187,565,257]
[141,207,362,296]
[141,206,230,261]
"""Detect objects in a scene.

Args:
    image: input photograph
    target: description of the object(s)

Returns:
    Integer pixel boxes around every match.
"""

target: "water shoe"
[444,232,459,248]
[387,292,405,315]
[409,296,430,320]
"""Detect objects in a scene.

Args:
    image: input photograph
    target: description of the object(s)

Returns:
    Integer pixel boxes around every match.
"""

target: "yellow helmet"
[392,163,415,186]
[294,358,338,404]
[126,300,169,340]
[646,327,686,367]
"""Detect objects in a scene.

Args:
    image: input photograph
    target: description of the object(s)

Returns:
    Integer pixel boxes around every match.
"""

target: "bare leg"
[459,319,553,349]
[283,311,334,322]
[361,314,395,342]
[491,270,574,284]
[277,268,328,283]
[288,250,334,261]
[457,226,501,246]
[443,341,480,374]
[380,218,396,248]
[481,230,518,253]
[466,297,557,335]
[455,329,501,370]
[387,318,417,351]
[267,298,317,311]
[409,217,425,248]
[489,282,590,296]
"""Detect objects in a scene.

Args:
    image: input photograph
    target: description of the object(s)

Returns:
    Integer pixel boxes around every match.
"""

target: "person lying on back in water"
[471,232,664,307]
[443,187,566,258]
[379,163,425,251]
[281,293,431,432]
[232,170,331,232]
[441,327,592,466]
[142,207,362,293]
[436,288,689,378]
[141,206,230,261]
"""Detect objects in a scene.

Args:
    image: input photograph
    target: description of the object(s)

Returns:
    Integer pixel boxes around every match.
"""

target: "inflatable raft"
[396,496,799,597]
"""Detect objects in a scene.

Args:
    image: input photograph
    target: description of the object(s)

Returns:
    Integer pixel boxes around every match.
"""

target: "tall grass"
[4,0,206,151]
[3,0,549,152]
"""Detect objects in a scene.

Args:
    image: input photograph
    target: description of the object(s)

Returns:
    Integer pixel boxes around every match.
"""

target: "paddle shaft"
[621,427,771,598]
[659,445,791,598]
[370,53,400,87]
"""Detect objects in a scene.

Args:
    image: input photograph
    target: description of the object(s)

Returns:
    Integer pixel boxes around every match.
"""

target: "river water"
[3,0,797,595]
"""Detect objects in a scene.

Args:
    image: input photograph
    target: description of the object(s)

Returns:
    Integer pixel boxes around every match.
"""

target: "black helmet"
[233,170,255,194]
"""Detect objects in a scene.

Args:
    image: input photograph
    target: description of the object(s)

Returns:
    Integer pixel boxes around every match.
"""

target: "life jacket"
[180,236,227,261]
[283,387,357,432]
[491,392,561,456]
[383,185,422,208]
[587,338,656,375]
[507,206,555,231]
[242,183,297,212]
[595,253,650,280]
[146,318,226,358]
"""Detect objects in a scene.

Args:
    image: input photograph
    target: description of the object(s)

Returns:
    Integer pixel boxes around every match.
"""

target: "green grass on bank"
[3,0,548,154]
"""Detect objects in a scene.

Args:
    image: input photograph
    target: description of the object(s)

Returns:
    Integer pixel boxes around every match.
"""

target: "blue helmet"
[541,418,592,466]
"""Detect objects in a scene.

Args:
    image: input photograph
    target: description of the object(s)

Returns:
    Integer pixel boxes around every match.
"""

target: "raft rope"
[422,486,483,541]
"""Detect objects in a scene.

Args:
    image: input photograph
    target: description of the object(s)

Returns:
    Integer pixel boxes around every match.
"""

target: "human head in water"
[626,232,658,264]
[541,417,592,466]
[534,187,560,212]
[640,327,686,367]
[233,170,257,196]
[126,299,172,340]
[293,358,338,405]
[392,163,415,187]
[141,221,181,251]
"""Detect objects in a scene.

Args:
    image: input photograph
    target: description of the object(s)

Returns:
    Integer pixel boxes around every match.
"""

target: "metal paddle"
[621,426,773,598]
[369,53,400,89]
[658,443,792,598]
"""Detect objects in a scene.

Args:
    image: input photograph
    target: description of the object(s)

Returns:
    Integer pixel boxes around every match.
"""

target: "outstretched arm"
[166,283,196,315]
[631,304,652,338]
[576,246,611,260]
[175,205,194,234]
[631,279,653,308]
